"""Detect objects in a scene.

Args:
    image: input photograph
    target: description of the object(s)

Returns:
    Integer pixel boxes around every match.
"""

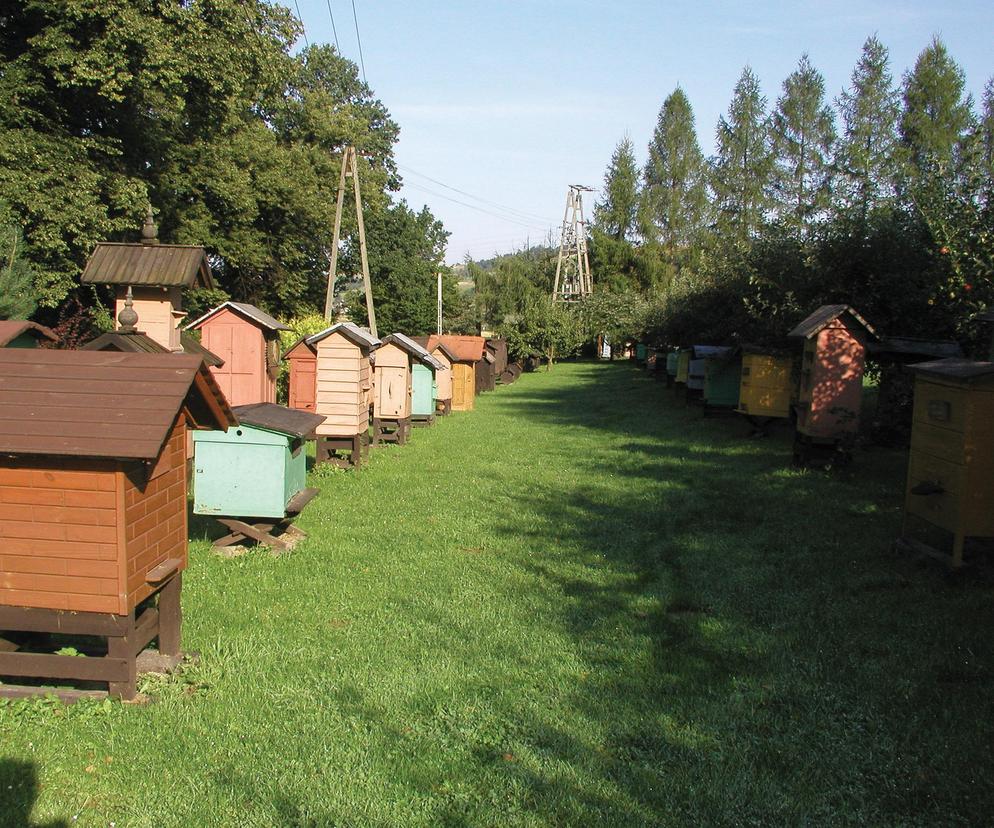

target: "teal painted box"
[635,343,647,363]
[701,347,741,408]
[193,403,324,519]
[666,351,679,376]
[411,362,437,419]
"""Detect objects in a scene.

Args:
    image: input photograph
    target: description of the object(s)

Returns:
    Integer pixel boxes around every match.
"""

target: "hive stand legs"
[373,417,411,446]
[436,399,452,416]
[315,434,367,470]
[0,576,184,703]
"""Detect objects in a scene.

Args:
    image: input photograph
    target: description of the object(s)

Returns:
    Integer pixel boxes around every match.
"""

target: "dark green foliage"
[0,221,38,319]
[711,66,773,245]
[594,136,640,242]
[769,55,836,236]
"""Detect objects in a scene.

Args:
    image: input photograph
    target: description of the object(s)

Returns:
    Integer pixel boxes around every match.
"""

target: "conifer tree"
[769,55,836,236]
[710,67,773,243]
[593,136,640,241]
[899,37,975,180]
[641,88,708,257]
[834,36,900,221]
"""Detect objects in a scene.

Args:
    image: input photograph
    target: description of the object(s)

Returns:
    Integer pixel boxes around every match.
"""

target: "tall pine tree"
[834,36,900,221]
[593,136,639,242]
[710,67,773,244]
[769,55,836,236]
[641,88,708,261]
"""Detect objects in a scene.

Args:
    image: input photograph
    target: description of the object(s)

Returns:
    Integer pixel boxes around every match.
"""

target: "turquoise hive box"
[194,403,325,519]
[411,362,438,421]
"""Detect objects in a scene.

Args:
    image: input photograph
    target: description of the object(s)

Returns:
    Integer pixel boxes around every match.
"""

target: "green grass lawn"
[3,361,994,826]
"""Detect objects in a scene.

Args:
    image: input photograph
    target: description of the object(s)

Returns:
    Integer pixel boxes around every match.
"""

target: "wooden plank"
[0,685,108,703]
[132,606,160,656]
[145,558,181,583]
[0,651,129,681]
[0,605,129,635]
[285,487,319,516]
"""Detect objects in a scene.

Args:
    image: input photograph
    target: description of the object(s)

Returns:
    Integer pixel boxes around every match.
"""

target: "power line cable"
[403,182,552,231]
[398,164,552,224]
[292,0,309,47]
[351,0,367,84]
[325,0,341,52]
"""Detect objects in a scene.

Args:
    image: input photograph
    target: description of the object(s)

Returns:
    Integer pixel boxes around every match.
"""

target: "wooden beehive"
[186,302,289,408]
[635,343,647,364]
[429,342,456,413]
[194,403,323,520]
[284,337,318,413]
[788,305,877,442]
[702,348,741,410]
[900,359,994,567]
[0,320,58,349]
[80,211,213,352]
[675,349,692,384]
[737,347,794,419]
[476,349,497,394]
[427,335,484,412]
[0,350,233,615]
[309,322,380,438]
[488,338,509,377]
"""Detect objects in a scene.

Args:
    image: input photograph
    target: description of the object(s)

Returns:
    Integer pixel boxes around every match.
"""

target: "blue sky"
[293,1,994,264]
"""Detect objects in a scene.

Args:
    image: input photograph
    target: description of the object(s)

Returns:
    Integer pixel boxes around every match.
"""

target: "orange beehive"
[186,302,288,407]
[0,349,234,700]
[426,335,485,412]
[788,305,877,446]
[285,337,318,413]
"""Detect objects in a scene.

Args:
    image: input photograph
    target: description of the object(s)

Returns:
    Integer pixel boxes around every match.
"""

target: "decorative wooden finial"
[118,286,139,332]
[141,204,159,245]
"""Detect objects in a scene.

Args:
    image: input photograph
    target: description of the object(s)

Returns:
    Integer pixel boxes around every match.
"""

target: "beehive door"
[290,359,316,412]
[378,366,408,418]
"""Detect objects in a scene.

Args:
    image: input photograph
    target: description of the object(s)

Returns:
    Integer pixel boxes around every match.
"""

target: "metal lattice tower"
[552,185,594,302]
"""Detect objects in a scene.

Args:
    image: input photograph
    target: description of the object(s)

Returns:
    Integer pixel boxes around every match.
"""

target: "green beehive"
[666,351,679,376]
[703,347,742,409]
[193,403,324,519]
[635,343,647,363]
[412,362,438,419]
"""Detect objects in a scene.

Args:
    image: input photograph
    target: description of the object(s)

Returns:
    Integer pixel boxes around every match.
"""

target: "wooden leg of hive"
[108,612,138,701]
[157,574,182,657]
[952,533,965,569]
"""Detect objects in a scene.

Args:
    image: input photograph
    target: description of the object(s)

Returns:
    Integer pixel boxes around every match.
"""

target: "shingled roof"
[0,320,59,347]
[81,243,214,289]
[788,304,877,340]
[81,329,225,368]
[425,334,486,362]
[0,350,235,460]
[186,301,288,332]
[908,358,994,382]
[382,333,445,370]
[307,321,381,351]
[232,403,325,439]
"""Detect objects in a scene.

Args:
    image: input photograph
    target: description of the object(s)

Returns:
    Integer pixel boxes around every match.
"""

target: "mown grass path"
[3,361,994,826]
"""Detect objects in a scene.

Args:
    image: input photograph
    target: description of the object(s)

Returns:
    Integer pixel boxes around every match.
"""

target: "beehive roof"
[81,242,214,289]
[232,403,325,439]
[425,334,486,362]
[693,345,735,360]
[788,304,877,340]
[909,358,994,382]
[382,333,445,370]
[869,337,963,359]
[307,321,381,351]
[81,329,225,367]
[0,350,235,460]
[0,320,59,346]
[186,301,289,332]
[283,336,317,359]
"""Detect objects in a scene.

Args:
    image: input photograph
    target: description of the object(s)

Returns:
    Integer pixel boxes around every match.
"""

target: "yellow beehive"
[737,350,794,419]
[675,349,692,384]
[901,359,994,567]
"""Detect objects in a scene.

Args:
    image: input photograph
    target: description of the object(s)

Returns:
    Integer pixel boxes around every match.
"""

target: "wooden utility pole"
[552,184,594,302]
[437,271,442,334]
[323,145,377,338]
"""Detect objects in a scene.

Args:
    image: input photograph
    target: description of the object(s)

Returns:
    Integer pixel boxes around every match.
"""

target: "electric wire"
[403,182,552,232]
[398,164,552,224]
[292,0,309,47]
[325,0,341,52]
[351,0,367,84]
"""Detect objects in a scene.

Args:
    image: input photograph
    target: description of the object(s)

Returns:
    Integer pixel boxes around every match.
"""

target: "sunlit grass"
[2,361,993,826]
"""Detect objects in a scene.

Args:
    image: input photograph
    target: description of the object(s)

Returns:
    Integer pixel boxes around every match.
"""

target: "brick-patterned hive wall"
[0,459,120,613]
[123,414,188,611]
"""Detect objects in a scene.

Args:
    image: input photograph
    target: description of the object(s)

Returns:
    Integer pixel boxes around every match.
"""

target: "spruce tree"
[710,67,773,243]
[593,136,640,242]
[769,55,836,236]
[899,37,975,180]
[834,36,900,221]
[641,88,708,258]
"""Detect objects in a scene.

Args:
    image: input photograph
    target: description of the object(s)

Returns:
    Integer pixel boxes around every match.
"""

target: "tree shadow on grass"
[0,760,68,828]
